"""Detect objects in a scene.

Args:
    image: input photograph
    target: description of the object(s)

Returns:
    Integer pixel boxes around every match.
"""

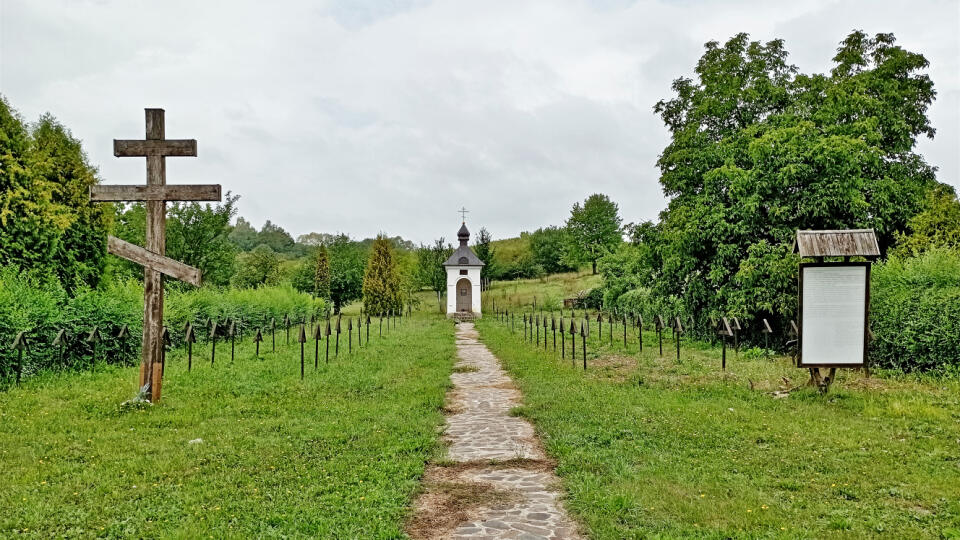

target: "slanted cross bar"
[90,108,221,402]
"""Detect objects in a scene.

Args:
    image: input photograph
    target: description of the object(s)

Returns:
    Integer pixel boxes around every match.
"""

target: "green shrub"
[0,265,328,384]
[0,268,143,380]
[870,249,960,373]
[164,285,328,347]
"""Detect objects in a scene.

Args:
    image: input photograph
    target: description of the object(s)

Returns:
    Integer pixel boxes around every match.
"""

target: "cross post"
[90,108,221,402]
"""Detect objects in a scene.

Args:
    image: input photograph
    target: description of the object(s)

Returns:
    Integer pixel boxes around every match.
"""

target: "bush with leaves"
[0,268,142,382]
[0,99,111,292]
[529,226,576,274]
[870,249,960,373]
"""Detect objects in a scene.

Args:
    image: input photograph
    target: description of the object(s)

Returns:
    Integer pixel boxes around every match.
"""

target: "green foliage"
[313,245,331,300]
[0,265,327,382]
[289,257,315,295]
[497,254,545,281]
[0,267,142,380]
[596,244,648,308]
[473,227,496,284]
[870,249,960,373]
[624,31,942,333]
[0,98,111,292]
[228,218,305,257]
[230,244,280,288]
[227,217,258,250]
[891,183,960,258]
[564,193,622,274]
[328,234,366,313]
[258,220,295,253]
[165,194,239,286]
[416,238,451,294]
[163,284,327,346]
[112,194,239,287]
[529,226,576,274]
[362,235,402,316]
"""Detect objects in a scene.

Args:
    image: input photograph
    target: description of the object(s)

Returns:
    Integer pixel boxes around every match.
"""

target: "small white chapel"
[443,220,484,317]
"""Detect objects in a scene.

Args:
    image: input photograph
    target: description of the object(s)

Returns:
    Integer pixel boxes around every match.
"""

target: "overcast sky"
[2,0,958,244]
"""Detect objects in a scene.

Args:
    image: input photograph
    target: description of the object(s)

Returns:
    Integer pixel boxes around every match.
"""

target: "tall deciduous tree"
[228,217,259,250]
[416,239,452,312]
[473,227,496,289]
[230,244,280,288]
[113,194,239,286]
[258,220,296,254]
[529,226,575,274]
[328,234,365,313]
[362,235,402,316]
[565,194,622,274]
[646,31,943,325]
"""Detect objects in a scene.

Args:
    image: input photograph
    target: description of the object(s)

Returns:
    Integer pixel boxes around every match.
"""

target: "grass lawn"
[476,317,960,539]
[0,314,454,539]
[483,271,601,311]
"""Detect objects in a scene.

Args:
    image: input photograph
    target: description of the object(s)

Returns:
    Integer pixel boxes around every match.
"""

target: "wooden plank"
[90,184,221,202]
[114,139,197,157]
[108,235,201,287]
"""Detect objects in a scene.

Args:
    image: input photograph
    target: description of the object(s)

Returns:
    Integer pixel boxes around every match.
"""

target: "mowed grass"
[0,314,455,539]
[476,317,960,539]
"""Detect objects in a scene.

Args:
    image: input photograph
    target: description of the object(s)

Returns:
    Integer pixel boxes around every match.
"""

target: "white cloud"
[1,0,957,244]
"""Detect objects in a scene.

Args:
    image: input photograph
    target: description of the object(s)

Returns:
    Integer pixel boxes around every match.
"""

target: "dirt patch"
[452,365,480,374]
[406,466,522,540]
[441,404,465,415]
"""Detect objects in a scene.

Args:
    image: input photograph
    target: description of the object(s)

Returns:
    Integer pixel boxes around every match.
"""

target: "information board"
[799,264,869,367]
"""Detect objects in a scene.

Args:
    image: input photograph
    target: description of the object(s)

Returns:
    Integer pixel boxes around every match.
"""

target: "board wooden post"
[254,327,263,358]
[89,109,220,402]
[185,324,195,371]
[11,331,28,385]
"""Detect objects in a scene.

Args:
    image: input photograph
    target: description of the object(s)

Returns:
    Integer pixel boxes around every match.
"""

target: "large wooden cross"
[90,108,221,402]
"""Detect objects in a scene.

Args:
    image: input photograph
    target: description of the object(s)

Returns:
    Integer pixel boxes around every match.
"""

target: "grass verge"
[476,317,960,539]
[0,314,454,538]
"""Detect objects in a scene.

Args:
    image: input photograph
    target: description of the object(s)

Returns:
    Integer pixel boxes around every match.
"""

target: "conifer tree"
[313,245,331,300]
[362,235,402,315]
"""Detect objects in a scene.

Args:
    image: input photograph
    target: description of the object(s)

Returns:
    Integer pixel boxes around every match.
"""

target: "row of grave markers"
[3,309,406,386]
[488,306,800,372]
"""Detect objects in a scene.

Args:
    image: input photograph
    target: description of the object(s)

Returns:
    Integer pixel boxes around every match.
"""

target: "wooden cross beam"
[90,108,221,403]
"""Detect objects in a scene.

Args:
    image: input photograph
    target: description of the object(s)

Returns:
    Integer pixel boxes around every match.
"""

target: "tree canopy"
[565,194,622,274]
[0,100,111,292]
[328,234,365,313]
[637,31,944,325]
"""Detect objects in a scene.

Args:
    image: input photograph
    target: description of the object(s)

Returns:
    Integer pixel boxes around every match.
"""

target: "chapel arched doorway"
[456,278,472,312]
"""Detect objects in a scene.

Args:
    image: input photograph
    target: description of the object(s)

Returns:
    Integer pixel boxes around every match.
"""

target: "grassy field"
[0,314,454,538]
[489,235,531,267]
[483,271,601,311]
[475,316,960,539]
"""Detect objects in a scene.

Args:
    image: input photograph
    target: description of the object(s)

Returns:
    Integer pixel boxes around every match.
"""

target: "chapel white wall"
[446,266,482,316]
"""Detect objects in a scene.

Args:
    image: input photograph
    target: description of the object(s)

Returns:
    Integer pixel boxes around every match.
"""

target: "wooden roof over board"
[793,229,880,258]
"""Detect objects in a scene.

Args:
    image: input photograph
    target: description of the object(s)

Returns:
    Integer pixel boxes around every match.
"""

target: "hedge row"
[869,249,960,373]
[0,268,328,383]
[603,249,960,373]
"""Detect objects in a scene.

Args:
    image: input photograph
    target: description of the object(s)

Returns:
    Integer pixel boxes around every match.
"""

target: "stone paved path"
[409,323,581,540]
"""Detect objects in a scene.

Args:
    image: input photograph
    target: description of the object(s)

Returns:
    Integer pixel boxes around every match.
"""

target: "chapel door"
[456,278,471,312]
